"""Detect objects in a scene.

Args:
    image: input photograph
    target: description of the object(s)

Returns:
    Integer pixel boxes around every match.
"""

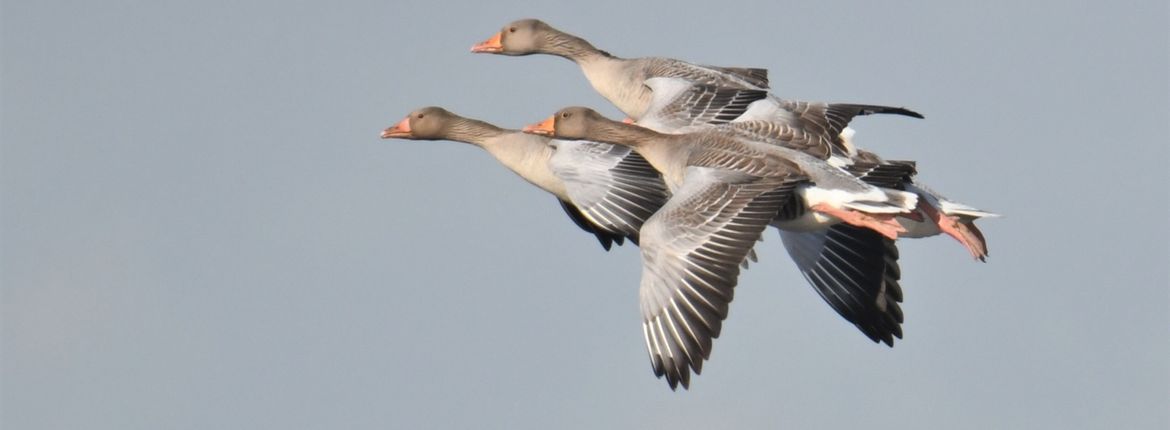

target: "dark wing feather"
[845,160,918,189]
[776,100,924,153]
[682,86,769,125]
[780,225,904,346]
[641,80,770,130]
[557,199,624,251]
[644,58,770,90]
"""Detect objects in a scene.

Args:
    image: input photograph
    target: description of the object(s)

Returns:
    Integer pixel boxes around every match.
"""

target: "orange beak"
[621,117,635,124]
[522,116,556,136]
[380,117,412,139]
[470,32,503,53]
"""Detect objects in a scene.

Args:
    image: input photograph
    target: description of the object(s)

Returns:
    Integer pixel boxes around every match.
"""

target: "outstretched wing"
[700,65,770,89]
[549,140,669,245]
[638,167,803,389]
[736,97,923,157]
[640,77,770,132]
[644,58,770,91]
[774,100,923,143]
[779,225,904,345]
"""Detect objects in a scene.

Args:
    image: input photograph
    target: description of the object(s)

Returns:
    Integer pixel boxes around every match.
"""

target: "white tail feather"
[844,189,918,214]
[838,127,858,158]
[939,200,999,219]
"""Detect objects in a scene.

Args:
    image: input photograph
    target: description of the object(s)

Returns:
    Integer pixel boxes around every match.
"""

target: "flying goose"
[471,18,768,121]
[551,76,921,346]
[522,107,919,389]
[632,78,922,344]
[380,106,668,250]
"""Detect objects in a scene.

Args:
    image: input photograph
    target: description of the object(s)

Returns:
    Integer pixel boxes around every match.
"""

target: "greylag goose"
[523,107,915,389]
[639,77,994,260]
[380,107,668,250]
[470,18,767,120]
[634,78,922,345]
[550,82,919,346]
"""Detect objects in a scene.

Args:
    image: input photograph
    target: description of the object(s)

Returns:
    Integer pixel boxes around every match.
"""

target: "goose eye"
[508,27,517,33]
[416,113,425,119]
[561,112,570,118]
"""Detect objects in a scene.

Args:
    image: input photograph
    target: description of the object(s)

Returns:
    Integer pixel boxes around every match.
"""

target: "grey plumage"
[639,168,803,389]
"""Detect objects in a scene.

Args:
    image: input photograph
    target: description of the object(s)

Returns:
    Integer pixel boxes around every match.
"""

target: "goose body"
[526,106,906,389]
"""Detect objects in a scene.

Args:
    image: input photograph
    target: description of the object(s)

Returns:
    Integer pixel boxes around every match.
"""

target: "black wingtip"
[896,107,925,119]
[845,104,926,120]
[872,106,924,119]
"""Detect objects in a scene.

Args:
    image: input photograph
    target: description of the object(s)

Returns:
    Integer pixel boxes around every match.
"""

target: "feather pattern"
[640,77,770,131]
[549,140,670,243]
[638,167,803,389]
[780,225,904,345]
[580,57,770,120]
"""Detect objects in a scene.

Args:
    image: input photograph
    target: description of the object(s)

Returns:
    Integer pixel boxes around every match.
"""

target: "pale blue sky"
[3,1,1168,429]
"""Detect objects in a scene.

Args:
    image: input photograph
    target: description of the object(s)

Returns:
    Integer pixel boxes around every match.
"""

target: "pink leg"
[958,220,989,262]
[919,201,989,261]
[811,203,907,240]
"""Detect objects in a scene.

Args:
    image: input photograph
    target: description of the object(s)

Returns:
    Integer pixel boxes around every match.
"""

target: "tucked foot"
[920,200,989,261]
[811,203,907,240]
[949,220,989,261]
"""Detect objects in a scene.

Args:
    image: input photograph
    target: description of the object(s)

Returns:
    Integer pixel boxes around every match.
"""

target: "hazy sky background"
[3,1,1167,429]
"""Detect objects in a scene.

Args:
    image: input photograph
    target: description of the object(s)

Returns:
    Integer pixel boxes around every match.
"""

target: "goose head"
[470,19,566,56]
[523,106,619,140]
[381,106,460,140]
